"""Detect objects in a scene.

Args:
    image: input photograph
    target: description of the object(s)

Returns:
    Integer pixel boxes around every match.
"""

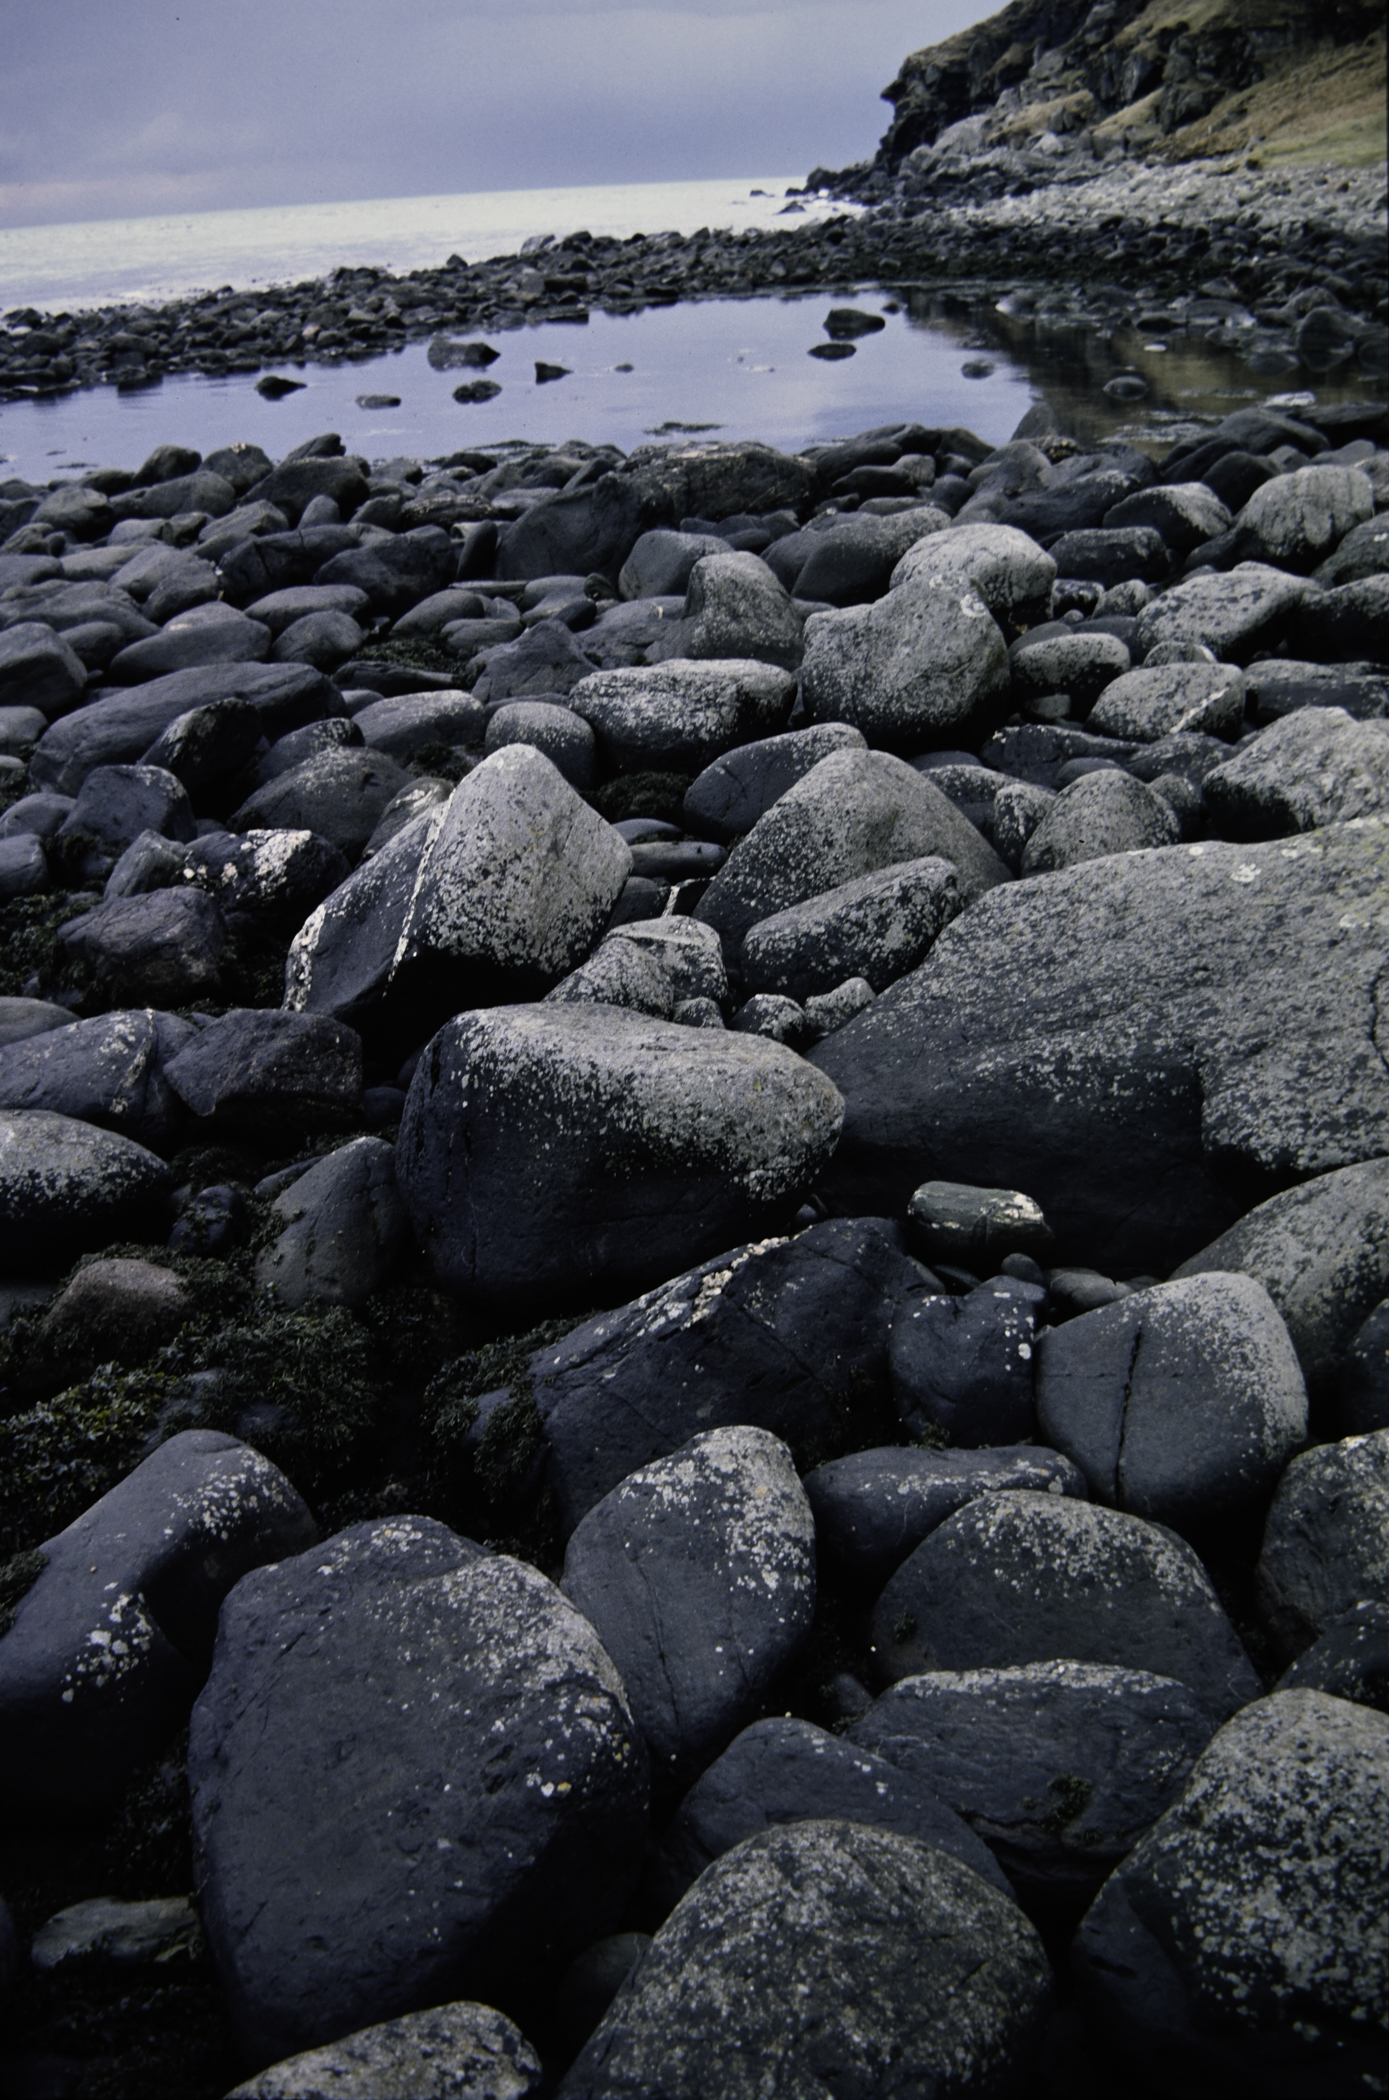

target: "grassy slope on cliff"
[880,0,1386,170]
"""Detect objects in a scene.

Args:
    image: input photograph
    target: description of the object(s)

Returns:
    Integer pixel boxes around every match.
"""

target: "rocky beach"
[1,0,1387,2095]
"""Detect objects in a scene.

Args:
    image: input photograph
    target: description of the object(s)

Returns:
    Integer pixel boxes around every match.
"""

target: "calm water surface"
[0,182,1382,482]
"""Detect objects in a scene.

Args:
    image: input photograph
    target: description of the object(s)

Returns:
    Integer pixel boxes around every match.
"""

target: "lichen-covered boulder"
[1074,1690,1389,2096]
[191,1518,649,2070]
[557,1820,1051,2100]
[561,1427,815,1783]
[395,1004,842,1303]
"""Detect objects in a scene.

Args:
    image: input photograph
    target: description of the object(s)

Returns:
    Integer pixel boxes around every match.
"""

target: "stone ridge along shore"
[0,161,1384,411]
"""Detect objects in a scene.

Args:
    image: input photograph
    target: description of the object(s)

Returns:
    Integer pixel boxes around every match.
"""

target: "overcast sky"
[0,2,996,227]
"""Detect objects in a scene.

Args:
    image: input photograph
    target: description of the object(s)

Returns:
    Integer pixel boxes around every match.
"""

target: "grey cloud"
[0,0,991,226]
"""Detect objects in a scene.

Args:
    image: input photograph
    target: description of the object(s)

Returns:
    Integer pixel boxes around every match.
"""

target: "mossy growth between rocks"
[0,887,100,1000]
[587,769,692,826]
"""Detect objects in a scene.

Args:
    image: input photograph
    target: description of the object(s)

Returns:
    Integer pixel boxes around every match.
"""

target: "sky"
[0,1,997,228]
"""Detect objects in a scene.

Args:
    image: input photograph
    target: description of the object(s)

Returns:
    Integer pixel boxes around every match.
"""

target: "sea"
[0,178,1378,482]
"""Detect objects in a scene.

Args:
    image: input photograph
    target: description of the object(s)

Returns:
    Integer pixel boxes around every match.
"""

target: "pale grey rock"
[561,1427,815,1781]
[603,917,727,1005]
[1104,482,1232,553]
[1256,1432,1389,1648]
[395,1004,843,1301]
[618,529,727,601]
[354,691,486,762]
[697,747,1009,953]
[889,521,1057,635]
[557,1821,1051,2100]
[484,701,597,789]
[1088,662,1247,743]
[1174,1158,1389,1395]
[646,551,804,671]
[225,2002,543,2100]
[1204,707,1389,836]
[232,746,410,861]
[803,976,874,1039]
[570,660,796,774]
[1235,463,1375,573]
[1009,626,1131,711]
[731,992,806,1044]
[545,940,675,1018]
[800,576,1010,747]
[812,824,1389,1273]
[1035,1274,1308,1527]
[1134,563,1307,664]
[991,777,1055,870]
[390,749,630,999]
[0,622,87,718]
[255,1137,407,1310]
[1020,769,1179,873]
[740,855,961,1002]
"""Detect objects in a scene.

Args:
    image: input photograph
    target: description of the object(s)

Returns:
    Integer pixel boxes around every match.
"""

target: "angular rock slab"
[852,1660,1215,1902]
[526,1218,933,1533]
[811,823,1389,1276]
[1133,562,1307,665]
[225,2001,543,2100]
[1256,1430,1389,1651]
[557,1820,1051,2100]
[285,808,441,1025]
[869,1490,1261,1717]
[1035,1274,1307,1528]
[0,1108,171,1265]
[395,1004,842,1303]
[191,1518,648,2070]
[162,1008,363,1128]
[561,1427,814,1783]
[569,660,795,775]
[1074,1691,1389,2097]
[696,746,1009,954]
[0,1431,315,1813]
[652,1714,1011,1914]
[0,1007,193,1150]
[390,747,630,1004]
[1174,1158,1389,1396]
[804,1443,1086,1582]
[1204,706,1389,837]
[739,854,961,1002]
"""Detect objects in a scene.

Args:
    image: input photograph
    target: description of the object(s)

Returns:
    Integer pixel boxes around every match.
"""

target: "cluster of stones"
[1,378,1388,2099]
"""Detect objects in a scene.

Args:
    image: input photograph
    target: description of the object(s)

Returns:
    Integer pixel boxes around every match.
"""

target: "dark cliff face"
[874,0,1385,167]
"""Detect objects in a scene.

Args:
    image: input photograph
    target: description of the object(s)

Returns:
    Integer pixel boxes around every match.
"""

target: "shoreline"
[3,153,1384,417]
